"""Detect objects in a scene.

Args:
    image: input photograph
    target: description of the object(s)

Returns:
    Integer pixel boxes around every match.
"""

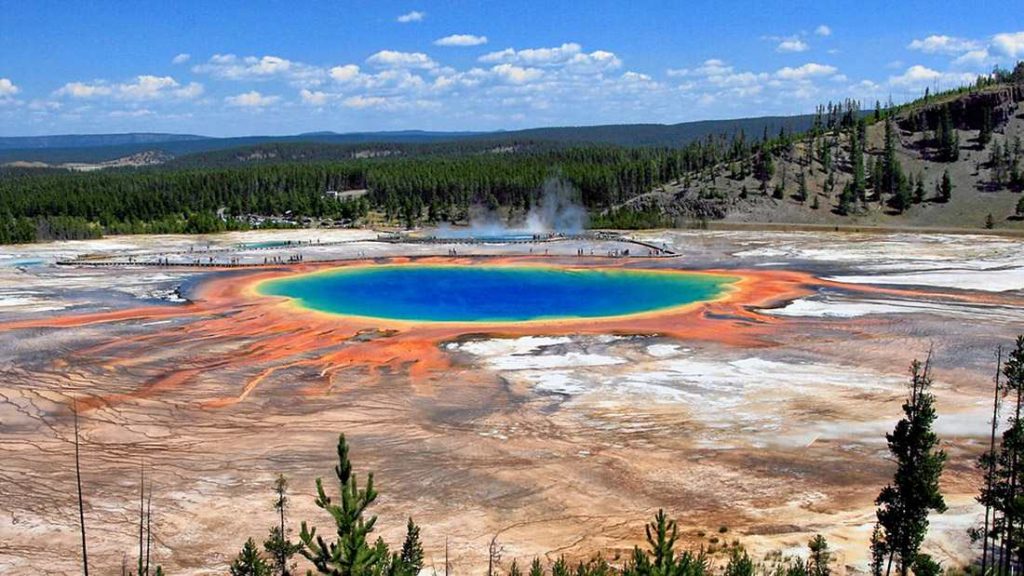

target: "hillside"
[613,71,1024,230]
[0,116,819,166]
[0,132,210,150]
[0,131,483,164]
[491,114,818,148]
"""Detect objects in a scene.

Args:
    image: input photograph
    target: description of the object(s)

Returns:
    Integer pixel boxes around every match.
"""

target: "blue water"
[258,265,733,322]
[239,241,292,249]
[2,258,45,267]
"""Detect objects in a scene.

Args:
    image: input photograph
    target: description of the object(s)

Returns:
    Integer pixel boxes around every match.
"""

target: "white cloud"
[0,78,20,98]
[55,81,112,98]
[225,90,281,107]
[776,38,809,53]
[54,75,202,101]
[667,58,733,78]
[344,95,389,109]
[713,71,768,87]
[341,95,439,111]
[774,63,837,80]
[889,65,941,86]
[565,50,621,73]
[119,75,182,100]
[621,71,653,83]
[953,49,991,67]
[396,11,425,23]
[299,89,329,105]
[435,34,488,47]
[908,35,981,55]
[109,108,154,118]
[992,32,1024,58]
[490,64,544,84]
[193,54,324,86]
[175,83,204,99]
[479,43,620,72]
[663,57,854,112]
[815,25,832,37]
[172,53,191,64]
[366,50,437,69]
[364,69,427,90]
[888,65,976,89]
[27,99,60,111]
[329,64,361,82]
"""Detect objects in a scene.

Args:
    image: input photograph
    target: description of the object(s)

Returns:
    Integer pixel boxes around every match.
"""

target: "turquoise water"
[240,241,293,249]
[258,265,733,322]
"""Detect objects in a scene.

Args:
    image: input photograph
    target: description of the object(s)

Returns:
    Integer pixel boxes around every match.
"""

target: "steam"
[436,177,588,238]
[525,177,588,235]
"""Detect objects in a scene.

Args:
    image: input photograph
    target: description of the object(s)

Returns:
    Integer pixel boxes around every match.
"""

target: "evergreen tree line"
[986,136,1023,192]
[0,142,757,243]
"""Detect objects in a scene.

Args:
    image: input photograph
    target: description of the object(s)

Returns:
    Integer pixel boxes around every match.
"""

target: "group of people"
[262,254,303,264]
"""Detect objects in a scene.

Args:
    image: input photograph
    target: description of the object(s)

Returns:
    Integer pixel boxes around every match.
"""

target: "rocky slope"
[623,82,1024,230]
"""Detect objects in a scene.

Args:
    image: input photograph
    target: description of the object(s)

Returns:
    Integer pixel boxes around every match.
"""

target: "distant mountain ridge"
[0,132,211,150]
[0,115,818,164]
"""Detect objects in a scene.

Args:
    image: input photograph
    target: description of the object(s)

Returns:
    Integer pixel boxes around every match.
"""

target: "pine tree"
[551,557,570,576]
[755,149,775,192]
[620,509,709,576]
[837,182,855,216]
[911,555,941,576]
[264,475,301,576]
[851,120,867,200]
[231,538,272,576]
[73,400,90,576]
[398,518,423,576]
[797,171,808,203]
[807,535,831,576]
[975,346,1003,576]
[869,524,886,576]
[937,106,960,162]
[991,141,1007,186]
[980,337,1024,574]
[890,166,912,214]
[647,509,678,573]
[874,359,947,576]
[724,550,753,576]
[979,108,993,148]
[938,170,953,203]
[882,117,898,197]
[529,558,544,576]
[300,434,385,576]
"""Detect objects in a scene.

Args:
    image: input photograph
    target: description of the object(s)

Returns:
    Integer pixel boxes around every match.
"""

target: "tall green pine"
[300,434,385,576]
[874,360,947,576]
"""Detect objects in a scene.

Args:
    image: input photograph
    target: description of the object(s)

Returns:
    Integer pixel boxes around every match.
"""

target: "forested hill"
[2,63,1023,243]
[0,132,211,150]
[490,114,819,148]
[0,115,818,165]
[607,62,1024,231]
[0,131,485,164]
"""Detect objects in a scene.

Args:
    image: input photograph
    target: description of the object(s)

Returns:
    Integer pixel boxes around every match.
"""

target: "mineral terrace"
[2,229,1023,575]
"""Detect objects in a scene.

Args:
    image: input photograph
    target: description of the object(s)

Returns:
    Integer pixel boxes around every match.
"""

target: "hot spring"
[257,265,736,323]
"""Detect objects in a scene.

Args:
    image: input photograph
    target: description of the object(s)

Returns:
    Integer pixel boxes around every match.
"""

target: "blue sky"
[0,0,1022,136]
